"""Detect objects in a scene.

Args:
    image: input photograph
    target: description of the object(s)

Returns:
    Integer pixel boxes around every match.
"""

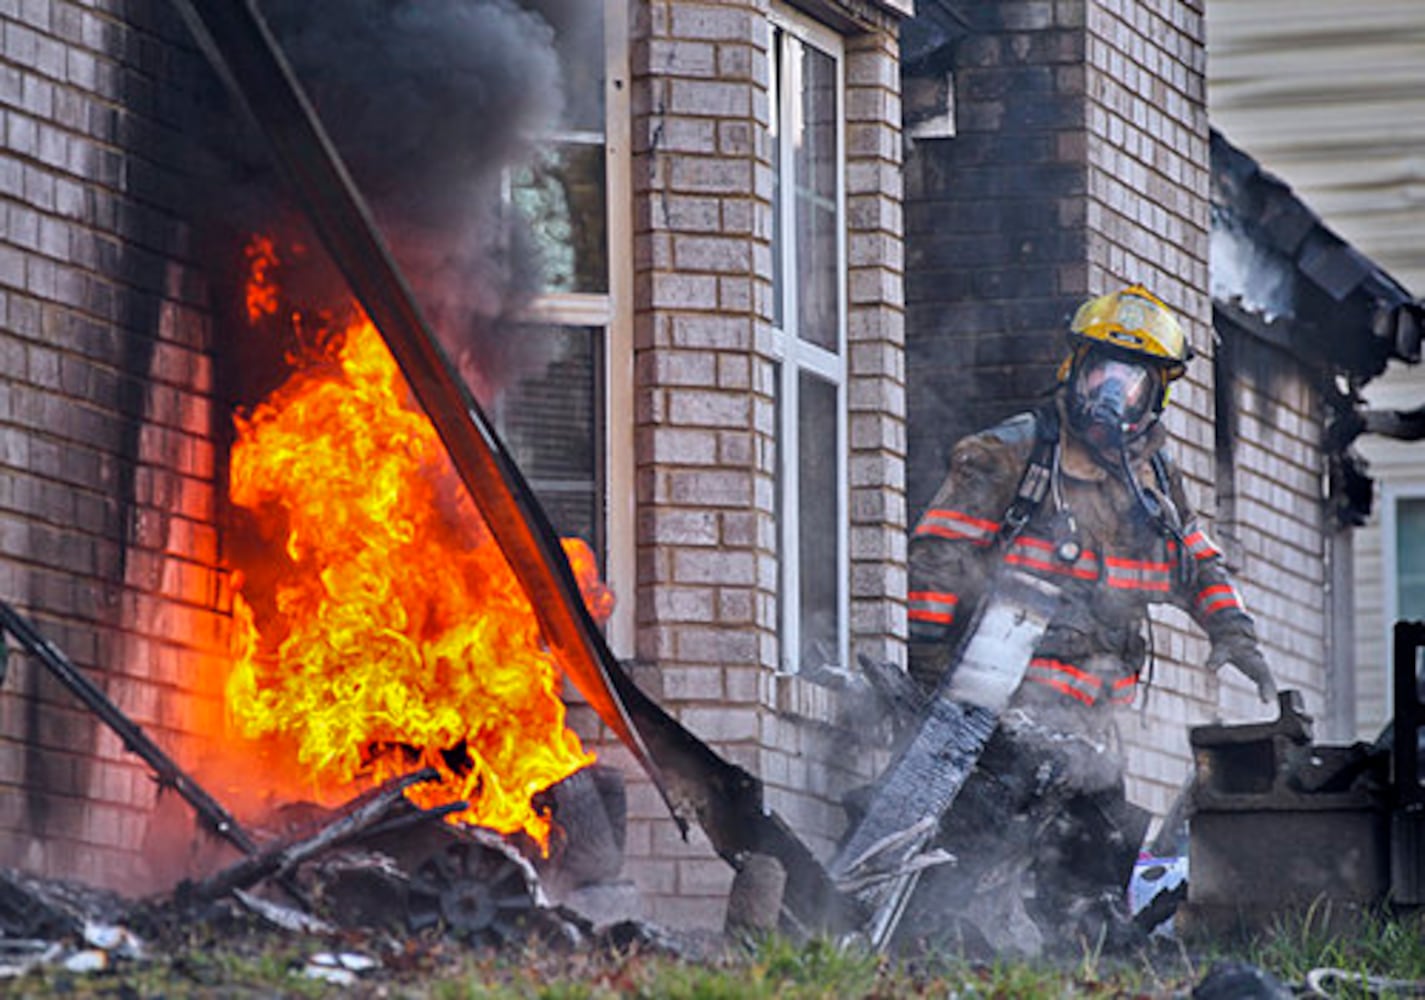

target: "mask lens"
[1075,356,1155,425]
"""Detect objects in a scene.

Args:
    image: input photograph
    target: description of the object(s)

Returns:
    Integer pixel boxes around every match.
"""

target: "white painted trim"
[769,4,848,673]
[602,0,635,657]
[518,293,614,329]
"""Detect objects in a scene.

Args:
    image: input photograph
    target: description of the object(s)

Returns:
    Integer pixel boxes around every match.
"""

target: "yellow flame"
[226,241,604,847]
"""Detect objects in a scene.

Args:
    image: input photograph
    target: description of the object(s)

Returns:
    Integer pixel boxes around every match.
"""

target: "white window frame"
[768,6,848,674]
[507,0,634,657]
[1383,482,1425,718]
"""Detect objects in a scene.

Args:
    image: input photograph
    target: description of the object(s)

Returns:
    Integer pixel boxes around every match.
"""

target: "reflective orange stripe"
[1197,583,1241,616]
[908,589,959,625]
[1184,529,1223,561]
[916,508,999,545]
[1005,536,1100,580]
[1026,657,1100,705]
[1030,676,1095,705]
[1031,658,1099,686]
[1104,554,1173,592]
[1111,675,1138,703]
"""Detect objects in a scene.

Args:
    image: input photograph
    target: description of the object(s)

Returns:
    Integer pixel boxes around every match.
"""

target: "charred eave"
[1211,128,1422,381]
[1210,128,1425,526]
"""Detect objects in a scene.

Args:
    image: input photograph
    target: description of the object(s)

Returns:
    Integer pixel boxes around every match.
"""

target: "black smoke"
[197,0,596,404]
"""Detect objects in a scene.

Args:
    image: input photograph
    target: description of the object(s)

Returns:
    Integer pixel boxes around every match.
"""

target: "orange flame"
[225,236,603,847]
[244,235,280,324]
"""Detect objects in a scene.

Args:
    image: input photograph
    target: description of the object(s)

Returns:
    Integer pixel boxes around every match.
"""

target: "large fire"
[223,236,604,848]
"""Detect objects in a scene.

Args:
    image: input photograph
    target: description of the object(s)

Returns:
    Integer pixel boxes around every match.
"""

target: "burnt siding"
[0,1,225,889]
[903,1,1088,518]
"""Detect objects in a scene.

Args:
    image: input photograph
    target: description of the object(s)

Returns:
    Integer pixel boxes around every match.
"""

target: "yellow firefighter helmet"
[1062,285,1192,381]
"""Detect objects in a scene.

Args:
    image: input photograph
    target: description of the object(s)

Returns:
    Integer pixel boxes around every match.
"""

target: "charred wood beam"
[359,800,469,842]
[0,600,258,858]
[1361,405,1425,442]
[181,767,440,905]
[168,0,850,934]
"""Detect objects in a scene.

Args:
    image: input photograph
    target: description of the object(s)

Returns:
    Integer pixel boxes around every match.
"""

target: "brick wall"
[0,0,226,890]
[903,0,1089,517]
[628,0,904,927]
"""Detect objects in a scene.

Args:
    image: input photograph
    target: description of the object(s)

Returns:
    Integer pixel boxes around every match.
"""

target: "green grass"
[1243,901,1425,998]
[7,912,1425,998]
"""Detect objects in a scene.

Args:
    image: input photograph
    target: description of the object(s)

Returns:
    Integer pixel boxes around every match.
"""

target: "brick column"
[1082,0,1216,819]
[903,0,1089,515]
[628,0,773,928]
[845,30,907,667]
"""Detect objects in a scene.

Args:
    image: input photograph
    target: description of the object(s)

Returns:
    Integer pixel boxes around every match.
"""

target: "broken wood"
[829,571,1062,949]
[182,767,441,905]
[359,800,468,842]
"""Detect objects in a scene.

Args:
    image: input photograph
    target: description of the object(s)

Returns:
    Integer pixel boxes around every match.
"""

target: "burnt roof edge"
[1210,127,1423,381]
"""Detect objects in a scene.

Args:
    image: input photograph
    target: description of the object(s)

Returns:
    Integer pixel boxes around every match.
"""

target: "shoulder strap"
[998,404,1060,546]
[1147,449,1195,584]
[1149,450,1172,496]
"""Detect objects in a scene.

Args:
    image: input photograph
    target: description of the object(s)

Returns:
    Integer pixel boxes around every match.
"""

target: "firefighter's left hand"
[1207,633,1277,704]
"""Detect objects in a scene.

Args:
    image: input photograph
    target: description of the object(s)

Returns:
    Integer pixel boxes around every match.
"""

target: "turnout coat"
[907,400,1259,732]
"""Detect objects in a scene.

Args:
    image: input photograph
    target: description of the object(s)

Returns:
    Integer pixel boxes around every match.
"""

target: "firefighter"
[900,285,1277,955]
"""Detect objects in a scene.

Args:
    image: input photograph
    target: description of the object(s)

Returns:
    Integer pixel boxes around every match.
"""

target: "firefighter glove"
[1207,632,1277,704]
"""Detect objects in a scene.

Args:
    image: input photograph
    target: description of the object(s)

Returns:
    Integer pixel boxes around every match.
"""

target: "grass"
[6,905,1425,998]
[1244,900,1425,997]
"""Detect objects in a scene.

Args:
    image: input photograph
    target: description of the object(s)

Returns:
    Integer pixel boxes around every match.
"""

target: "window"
[499,0,633,654]
[1391,495,1425,623]
[769,9,847,674]
[1383,489,1425,722]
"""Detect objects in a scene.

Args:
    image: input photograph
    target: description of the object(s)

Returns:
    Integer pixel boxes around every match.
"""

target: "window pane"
[499,325,603,554]
[1399,498,1425,620]
[793,39,839,353]
[521,0,605,133]
[798,371,839,669]
[511,142,609,293]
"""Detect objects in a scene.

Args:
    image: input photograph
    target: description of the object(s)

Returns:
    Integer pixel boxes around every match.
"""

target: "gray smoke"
[1209,206,1297,324]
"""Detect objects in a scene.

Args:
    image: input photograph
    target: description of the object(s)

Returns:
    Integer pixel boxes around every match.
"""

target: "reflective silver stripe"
[916,508,999,545]
[1104,556,1172,592]
[1005,536,1101,581]
[1184,527,1223,561]
[908,590,958,633]
[1026,658,1100,705]
[1197,583,1243,616]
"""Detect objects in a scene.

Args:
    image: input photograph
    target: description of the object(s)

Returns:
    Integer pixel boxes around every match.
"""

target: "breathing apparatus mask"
[1066,348,1163,457]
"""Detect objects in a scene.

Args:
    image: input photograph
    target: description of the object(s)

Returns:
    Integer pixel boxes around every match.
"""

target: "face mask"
[1070,354,1158,453]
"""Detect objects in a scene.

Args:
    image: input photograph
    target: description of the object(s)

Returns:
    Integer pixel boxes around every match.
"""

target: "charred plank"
[180,767,440,905]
